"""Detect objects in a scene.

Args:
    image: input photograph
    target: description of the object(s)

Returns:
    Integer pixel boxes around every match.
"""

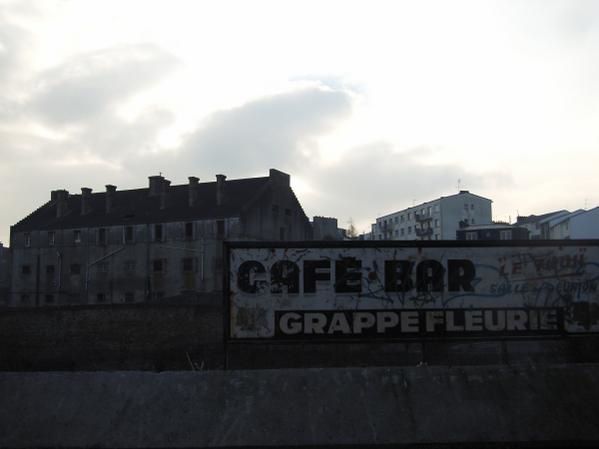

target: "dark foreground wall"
[2,365,599,448]
[3,304,599,371]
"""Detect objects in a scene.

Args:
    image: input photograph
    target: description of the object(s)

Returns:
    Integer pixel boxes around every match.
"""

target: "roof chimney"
[216,174,226,206]
[188,176,199,207]
[105,185,116,213]
[81,187,92,215]
[148,175,164,197]
[55,190,69,218]
[160,179,171,210]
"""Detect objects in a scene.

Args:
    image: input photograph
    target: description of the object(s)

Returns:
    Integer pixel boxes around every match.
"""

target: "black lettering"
[385,260,414,292]
[237,261,266,294]
[270,260,300,294]
[448,259,475,292]
[416,260,444,292]
[303,260,331,293]
[335,258,362,293]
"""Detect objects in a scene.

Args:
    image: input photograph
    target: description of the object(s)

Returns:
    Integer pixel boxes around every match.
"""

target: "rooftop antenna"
[457,178,461,190]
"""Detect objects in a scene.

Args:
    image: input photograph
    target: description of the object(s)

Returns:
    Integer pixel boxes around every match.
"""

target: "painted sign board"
[226,241,599,340]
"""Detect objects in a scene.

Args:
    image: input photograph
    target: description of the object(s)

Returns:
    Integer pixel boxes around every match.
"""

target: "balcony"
[415,213,432,222]
[416,227,433,237]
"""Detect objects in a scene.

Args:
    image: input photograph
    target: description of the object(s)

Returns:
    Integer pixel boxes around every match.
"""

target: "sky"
[1,0,598,244]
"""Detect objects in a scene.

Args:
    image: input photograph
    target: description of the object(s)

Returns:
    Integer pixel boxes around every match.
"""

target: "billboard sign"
[227,241,599,340]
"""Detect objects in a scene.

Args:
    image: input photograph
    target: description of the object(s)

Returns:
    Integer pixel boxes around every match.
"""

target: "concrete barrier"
[2,364,599,447]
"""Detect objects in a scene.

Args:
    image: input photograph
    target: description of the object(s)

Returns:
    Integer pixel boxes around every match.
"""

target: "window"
[70,264,81,275]
[96,293,105,303]
[124,226,134,243]
[24,233,31,247]
[500,230,512,240]
[379,234,383,240]
[182,257,194,272]
[124,292,134,303]
[280,227,286,240]
[401,215,405,223]
[22,265,31,275]
[435,235,439,240]
[48,231,55,246]
[185,222,194,239]
[394,217,398,223]
[408,213,412,220]
[74,230,81,244]
[466,232,478,240]
[464,204,469,211]
[98,228,107,245]
[284,208,291,216]
[401,228,405,236]
[124,260,136,273]
[427,206,432,215]
[435,219,440,228]
[154,224,163,242]
[471,204,474,210]
[216,220,225,239]
[471,218,475,225]
[408,226,412,234]
[45,294,54,304]
[394,230,398,237]
[435,204,440,212]
[46,265,55,275]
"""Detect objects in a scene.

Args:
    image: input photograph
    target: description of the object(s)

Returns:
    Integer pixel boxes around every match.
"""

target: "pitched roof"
[12,176,272,232]
[516,210,569,224]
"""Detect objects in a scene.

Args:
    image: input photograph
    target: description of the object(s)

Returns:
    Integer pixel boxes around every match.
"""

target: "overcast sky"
[1,0,598,243]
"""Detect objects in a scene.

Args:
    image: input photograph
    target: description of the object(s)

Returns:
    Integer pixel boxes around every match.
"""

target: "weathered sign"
[227,241,599,340]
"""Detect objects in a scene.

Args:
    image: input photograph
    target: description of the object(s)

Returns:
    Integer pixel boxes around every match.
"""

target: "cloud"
[301,143,513,232]
[29,44,179,124]
[176,86,353,177]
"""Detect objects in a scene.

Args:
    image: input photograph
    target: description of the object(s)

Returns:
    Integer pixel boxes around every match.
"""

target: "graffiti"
[228,242,599,339]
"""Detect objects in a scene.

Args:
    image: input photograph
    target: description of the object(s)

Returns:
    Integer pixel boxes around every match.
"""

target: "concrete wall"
[2,364,599,448]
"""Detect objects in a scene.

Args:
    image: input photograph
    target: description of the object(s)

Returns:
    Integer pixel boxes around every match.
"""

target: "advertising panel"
[227,241,599,340]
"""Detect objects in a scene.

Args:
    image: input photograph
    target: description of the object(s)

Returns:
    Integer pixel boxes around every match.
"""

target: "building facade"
[9,169,311,307]
[456,223,529,241]
[0,242,9,306]
[517,208,599,240]
[372,190,492,241]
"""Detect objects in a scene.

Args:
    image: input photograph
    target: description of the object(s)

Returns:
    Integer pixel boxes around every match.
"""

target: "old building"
[9,169,311,307]
[456,223,529,241]
[311,216,344,240]
[0,242,9,306]
[516,208,599,240]
[516,210,570,239]
[372,190,492,241]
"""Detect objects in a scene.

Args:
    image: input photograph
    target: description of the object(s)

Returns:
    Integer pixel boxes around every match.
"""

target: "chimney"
[148,175,164,197]
[55,190,69,218]
[216,174,226,206]
[105,185,116,213]
[188,176,199,207]
[81,187,92,215]
[160,179,171,210]
[269,168,290,186]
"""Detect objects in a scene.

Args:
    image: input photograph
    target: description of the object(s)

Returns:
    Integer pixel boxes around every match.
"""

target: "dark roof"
[12,176,273,232]
[516,210,569,224]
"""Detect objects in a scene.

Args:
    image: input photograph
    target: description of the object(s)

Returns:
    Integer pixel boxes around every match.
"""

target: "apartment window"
[24,233,31,247]
[154,224,164,242]
[185,222,194,239]
[427,206,432,215]
[500,230,512,240]
[98,228,107,245]
[401,228,405,236]
[22,265,31,275]
[124,292,134,303]
[48,231,55,246]
[435,235,439,240]
[70,264,81,275]
[435,204,440,212]
[96,293,105,303]
[464,204,469,211]
[435,219,440,228]
[401,215,405,223]
[182,257,194,272]
[124,260,136,273]
[74,230,81,244]
[378,234,383,240]
[46,265,55,275]
[45,294,54,304]
[471,218,475,225]
[408,226,412,234]
[394,230,398,237]
[466,232,478,241]
[124,226,134,243]
[408,213,412,220]
[216,220,225,239]
[471,204,474,210]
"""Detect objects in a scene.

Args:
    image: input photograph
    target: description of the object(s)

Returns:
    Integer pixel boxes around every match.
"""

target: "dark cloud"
[29,44,179,124]
[176,87,353,177]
